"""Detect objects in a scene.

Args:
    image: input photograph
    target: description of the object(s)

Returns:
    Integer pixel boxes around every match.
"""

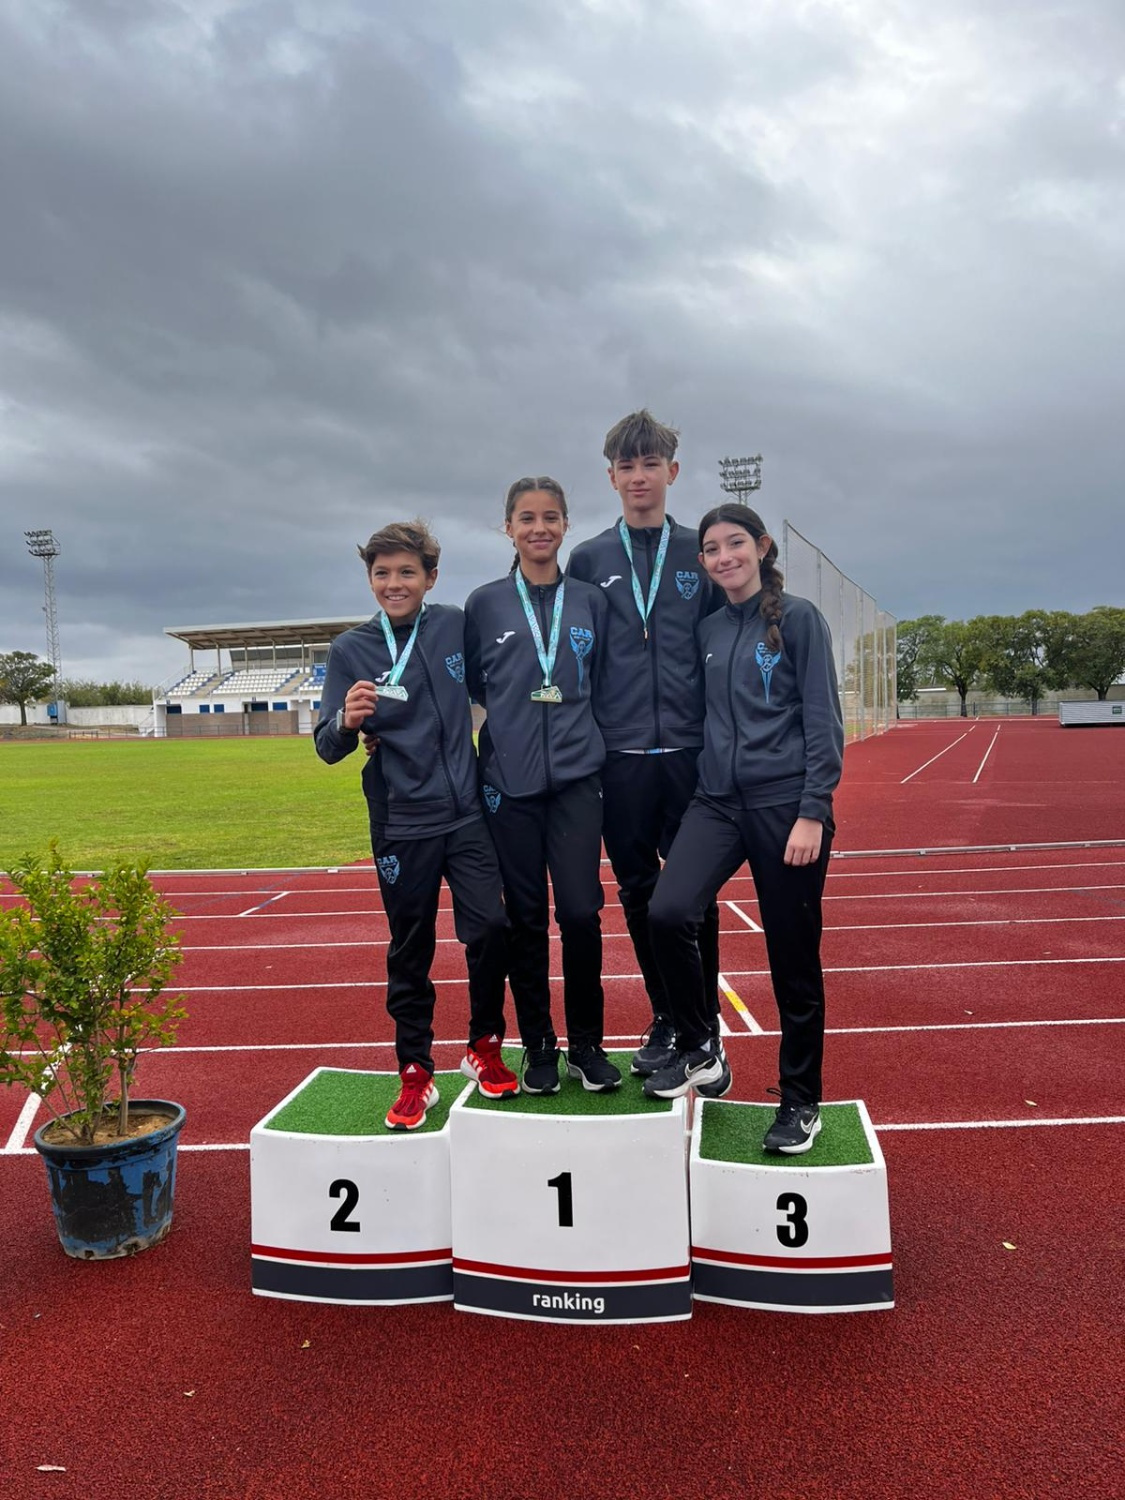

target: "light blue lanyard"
[514,573,565,688]
[378,604,424,686]
[618,518,670,640]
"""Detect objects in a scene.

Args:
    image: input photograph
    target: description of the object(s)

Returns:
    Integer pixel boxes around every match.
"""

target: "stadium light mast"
[718,454,763,504]
[24,528,63,683]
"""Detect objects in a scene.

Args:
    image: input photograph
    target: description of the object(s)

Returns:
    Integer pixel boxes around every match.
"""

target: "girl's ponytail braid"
[759,539,784,654]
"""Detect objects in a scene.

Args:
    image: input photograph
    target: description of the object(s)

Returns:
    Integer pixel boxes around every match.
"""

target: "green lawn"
[0,738,372,871]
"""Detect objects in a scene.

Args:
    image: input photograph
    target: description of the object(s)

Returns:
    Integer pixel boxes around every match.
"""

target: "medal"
[618,517,670,642]
[376,605,424,703]
[514,572,565,704]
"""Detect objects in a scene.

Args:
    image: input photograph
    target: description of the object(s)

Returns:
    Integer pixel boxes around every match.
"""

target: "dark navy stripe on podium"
[252,1256,453,1303]
[453,1270,691,1322]
[692,1261,893,1310]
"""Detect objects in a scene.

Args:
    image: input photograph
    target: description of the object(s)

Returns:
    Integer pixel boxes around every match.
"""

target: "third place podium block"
[250,1067,467,1305]
[449,1065,692,1324]
[689,1099,893,1314]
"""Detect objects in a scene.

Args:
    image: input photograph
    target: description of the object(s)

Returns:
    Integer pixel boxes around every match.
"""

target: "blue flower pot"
[33,1100,186,1260]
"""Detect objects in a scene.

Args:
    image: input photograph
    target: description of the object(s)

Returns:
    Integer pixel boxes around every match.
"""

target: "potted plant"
[0,843,188,1259]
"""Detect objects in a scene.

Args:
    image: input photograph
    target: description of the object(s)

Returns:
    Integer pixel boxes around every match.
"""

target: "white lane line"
[900,730,972,784]
[4,1118,1122,1158]
[725,900,762,932]
[718,972,763,1034]
[155,955,1125,993]
[236,891,290,917]
[972,729,1002,785]
[826,858,1125,881]
[162,880,1125,921]
[2,1092,42,1154]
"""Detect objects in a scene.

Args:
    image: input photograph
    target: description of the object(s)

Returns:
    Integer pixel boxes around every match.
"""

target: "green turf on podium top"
[263,1068,468,1137]
[698,1100,874,1168]
[462,1050,673,1116]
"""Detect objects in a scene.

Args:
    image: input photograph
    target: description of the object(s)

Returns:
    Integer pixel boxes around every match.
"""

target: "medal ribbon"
[618,518,670,640]
[514,572,565,689]
[378,603,425,687]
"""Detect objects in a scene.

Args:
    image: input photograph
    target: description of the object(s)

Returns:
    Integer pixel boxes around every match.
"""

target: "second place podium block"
[449,1068,692,1324]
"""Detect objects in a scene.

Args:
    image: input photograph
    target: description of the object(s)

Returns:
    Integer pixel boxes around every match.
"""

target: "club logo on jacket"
[376,855,401,885]
[445,652,465,683]
[675,570,700,600]
[495,630,515,645]
[756,642,783,703]
[482,784,502,814]
[569,626,593,688]
[599,575,622,588]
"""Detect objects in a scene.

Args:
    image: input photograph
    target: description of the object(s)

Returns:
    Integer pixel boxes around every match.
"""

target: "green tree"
[1065,607,1125,700]
[0,651,56,726]
[895,614,944,704]
[925,620,988,717]
[979,610,1071,713]
[56,678,154,707]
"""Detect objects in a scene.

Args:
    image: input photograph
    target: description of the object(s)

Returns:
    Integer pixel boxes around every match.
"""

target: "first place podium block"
[449,1067,692,1324]
[690,1099,893,1314]
[250,1067,468,1305]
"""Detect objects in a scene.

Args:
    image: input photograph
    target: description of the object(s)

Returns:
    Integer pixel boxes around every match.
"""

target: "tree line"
[897,608,1125,716]
[0,652,153,724]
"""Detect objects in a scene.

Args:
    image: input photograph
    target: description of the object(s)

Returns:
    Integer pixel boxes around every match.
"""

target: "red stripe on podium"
[692,1246,891,1270]
[251,1244,452,1266]
[452,1257,690,1284]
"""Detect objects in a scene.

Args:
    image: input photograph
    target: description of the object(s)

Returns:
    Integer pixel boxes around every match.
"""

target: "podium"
[449,1064,692,1324]
[250,1067,468,1304]
[689,1099,893,1313]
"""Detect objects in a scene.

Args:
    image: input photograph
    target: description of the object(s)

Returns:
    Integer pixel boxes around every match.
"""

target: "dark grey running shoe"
[566,1046,622,1093]
[694,1037,732,1099]
[642,1042,725,1099]
[521,1045,562,1095]
[763,1101,822,1154]
[630,1016,677,1077]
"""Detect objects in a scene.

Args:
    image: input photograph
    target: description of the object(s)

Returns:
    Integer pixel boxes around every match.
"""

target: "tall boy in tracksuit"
[314,520,517,1131]
[566,409,728,1093]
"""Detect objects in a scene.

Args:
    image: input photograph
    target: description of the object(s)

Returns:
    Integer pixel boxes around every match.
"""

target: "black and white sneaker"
[566,1046,622,1093]
[642,1042,724,1099]
[694,1038,732,1099]
[763,1101,821,1154]
[521,1045,561,1095]
[630,1016,677,1077]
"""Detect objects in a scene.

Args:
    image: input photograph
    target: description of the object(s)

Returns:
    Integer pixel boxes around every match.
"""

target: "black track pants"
[600,750,720,1030]
[374,820,509,1074]
[648,797,834,1104]
[480,773,605,1049]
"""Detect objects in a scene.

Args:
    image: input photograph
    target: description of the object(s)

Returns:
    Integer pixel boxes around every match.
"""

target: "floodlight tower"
[24,528,63,682]
[718,454,763,504]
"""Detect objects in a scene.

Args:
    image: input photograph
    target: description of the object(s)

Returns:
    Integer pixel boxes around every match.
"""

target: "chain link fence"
[780,523,896,744]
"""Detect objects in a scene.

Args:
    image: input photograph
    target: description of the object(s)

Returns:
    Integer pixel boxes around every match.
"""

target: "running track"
[2,719,1122,1499]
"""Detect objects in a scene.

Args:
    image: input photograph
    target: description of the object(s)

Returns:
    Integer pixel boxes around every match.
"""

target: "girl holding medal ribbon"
[316,520,519,1132]
[464,477,618,1096]
[643,504,844,1156]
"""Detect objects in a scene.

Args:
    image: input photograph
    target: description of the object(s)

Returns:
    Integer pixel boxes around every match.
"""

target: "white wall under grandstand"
[0,704,151,727]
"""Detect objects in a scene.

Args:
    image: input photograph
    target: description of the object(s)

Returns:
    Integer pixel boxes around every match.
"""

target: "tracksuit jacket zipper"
[727,609,745,797]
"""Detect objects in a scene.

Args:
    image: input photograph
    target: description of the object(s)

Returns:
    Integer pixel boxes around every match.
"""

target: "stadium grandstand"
[154,618,365,736]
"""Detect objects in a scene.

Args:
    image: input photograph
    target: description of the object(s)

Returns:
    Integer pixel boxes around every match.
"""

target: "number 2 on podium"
[547,1171,573,1227]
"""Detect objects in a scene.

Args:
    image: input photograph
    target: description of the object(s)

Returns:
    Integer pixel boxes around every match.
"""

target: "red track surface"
[3,720,1123,1499]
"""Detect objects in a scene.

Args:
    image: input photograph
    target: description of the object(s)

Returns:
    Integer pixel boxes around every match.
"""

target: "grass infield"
[0,737,368,870]
[698,1099,874,1167]
[264,1068,472,1137]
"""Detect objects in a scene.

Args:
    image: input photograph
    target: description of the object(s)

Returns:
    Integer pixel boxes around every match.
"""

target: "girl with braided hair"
[643,504,844,1154]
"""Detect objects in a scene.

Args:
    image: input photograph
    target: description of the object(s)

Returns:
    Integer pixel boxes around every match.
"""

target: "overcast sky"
[2,0,1122,685]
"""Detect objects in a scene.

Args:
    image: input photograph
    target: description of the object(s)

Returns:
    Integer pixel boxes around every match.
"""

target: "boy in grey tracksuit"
[315,520,517,1130]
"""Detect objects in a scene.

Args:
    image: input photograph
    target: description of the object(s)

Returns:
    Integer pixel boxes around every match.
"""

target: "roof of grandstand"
[164,618,368,650]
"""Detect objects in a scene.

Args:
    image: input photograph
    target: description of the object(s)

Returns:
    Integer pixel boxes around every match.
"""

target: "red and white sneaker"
[460,1034,519,1099]
[385,1064,440,1130]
